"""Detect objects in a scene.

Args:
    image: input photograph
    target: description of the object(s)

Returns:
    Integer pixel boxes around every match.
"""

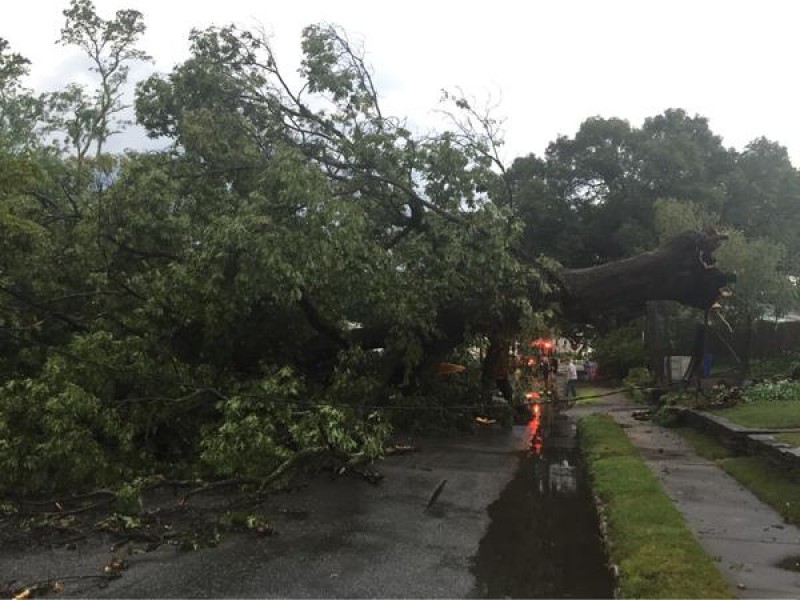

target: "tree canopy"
[0,1,793,498]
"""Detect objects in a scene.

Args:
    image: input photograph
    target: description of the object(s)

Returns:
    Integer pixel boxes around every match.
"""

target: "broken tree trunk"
[555,230,735,325]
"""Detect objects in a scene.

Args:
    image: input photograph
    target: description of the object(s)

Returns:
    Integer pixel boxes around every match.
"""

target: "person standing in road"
[566,358,578,400]
[538,357,551,390]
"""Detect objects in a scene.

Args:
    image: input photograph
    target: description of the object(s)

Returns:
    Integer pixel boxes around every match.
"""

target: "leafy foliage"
[622,366,653,402]
[512,109,800,377]
[714,231,798,372]
[0,10,545,497]
[3,2,800,499]
[0,370,133,495]
[741,380,800,403]
[591,320,647,380]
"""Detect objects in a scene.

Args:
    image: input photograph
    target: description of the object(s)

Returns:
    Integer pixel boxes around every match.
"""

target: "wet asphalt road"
[3,426,530,598]
[13,393,797,598]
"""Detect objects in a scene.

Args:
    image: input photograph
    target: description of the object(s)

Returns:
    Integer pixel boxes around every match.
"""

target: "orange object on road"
[435,362,466,375]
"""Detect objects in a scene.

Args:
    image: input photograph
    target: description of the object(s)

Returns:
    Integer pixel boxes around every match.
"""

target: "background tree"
[0,38,43,151]
[715,231,798,375]
[722,138,800,271]
[513,110,800,379]
[512,110,736,267]
[58,0,150,158]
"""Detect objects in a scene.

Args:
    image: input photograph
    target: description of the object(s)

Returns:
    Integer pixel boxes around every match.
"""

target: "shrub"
[742,380,800,403]
[591,321,647,380]
[623,366,653,402]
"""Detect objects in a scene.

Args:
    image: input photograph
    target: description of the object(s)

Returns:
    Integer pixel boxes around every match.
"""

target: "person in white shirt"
[566,358,578,400]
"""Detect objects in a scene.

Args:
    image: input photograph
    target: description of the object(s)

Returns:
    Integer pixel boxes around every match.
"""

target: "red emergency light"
[530,338,554,350]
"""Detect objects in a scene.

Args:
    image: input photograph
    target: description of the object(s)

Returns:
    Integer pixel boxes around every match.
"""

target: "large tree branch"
[298,289,348,348]
[555,230,735,324]
[0,284,87,331]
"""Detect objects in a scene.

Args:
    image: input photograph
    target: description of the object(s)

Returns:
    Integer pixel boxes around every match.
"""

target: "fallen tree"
[557,229,734,324]
[473,230,735,393]
[0,18,738,499]
[321,229,735,398]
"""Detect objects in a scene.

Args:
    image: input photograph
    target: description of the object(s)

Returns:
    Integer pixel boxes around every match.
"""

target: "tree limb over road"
[557,229,735,325]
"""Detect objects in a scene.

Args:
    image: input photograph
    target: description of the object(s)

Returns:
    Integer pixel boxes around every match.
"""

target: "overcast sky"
[4,0,800,165]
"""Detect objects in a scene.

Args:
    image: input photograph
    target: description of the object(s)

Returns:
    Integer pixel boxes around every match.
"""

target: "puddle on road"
[776,555,800,571]
[472,409,614,598]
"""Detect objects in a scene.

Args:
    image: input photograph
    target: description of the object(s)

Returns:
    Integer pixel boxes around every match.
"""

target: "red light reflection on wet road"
[527,409,543,455]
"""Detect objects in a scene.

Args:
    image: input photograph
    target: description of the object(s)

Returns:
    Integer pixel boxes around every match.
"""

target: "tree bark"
[555,230,735,325]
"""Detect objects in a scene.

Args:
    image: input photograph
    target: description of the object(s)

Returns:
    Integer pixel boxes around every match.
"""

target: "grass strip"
[676,427,800,525]
[578,414,731,599]
[707,401,800,429]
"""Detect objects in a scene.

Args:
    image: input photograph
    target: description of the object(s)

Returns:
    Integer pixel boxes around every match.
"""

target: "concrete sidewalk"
[573,393,800,599]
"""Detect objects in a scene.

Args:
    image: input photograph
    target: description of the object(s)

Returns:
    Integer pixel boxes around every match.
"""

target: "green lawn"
[673,427,731,461]
[676,427,800,525]
[708,400,800,429]
[578,415,731,599]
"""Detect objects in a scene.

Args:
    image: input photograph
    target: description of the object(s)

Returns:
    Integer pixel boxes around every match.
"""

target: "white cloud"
[4,0,800,164]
